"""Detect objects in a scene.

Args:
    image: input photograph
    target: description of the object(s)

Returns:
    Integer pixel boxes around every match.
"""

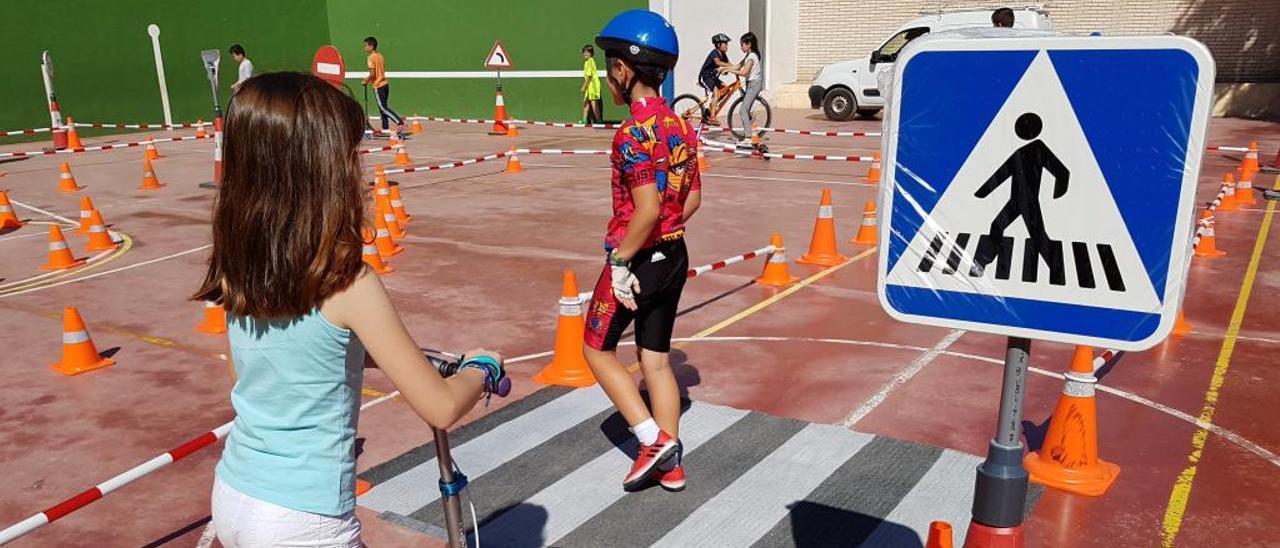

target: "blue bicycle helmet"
[596,10,679,76]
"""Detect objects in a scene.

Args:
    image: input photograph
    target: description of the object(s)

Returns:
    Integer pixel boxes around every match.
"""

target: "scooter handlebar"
[425,353,511,398]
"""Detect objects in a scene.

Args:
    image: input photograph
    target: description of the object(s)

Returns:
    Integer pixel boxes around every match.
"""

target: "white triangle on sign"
[485,41,513,69]
[886,50,1161,313]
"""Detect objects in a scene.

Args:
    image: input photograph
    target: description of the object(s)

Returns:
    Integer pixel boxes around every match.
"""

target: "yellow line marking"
[0,233,133,295]
[1161,177,1279,547]
[362,387,388,398]
[624,247,877,373]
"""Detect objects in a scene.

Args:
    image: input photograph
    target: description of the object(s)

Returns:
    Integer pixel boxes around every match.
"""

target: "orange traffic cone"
[76,196,96,234]
[506,147,524,173]
[756,233,800,287]
[491,88,510,134]
[57,163,82,192]
[144,140,161,160]
[1241,140,1260,181]
[355,478,373,497]
[1236,169,1258,206]
[362,228,394,275]
[41,225,85,271]
[533,270,597,387]
[850,200,878,245]
[1194,209,1225,258]
[372,164,389,199]
[196,119,208,138]
[373,213,403,257]
[51,307,116,375]
[84,210,117,252]
[926,521,954,548]
[389,186,412,226]
[865,150,881,184]
[410,115,423,135]
[65,118,83,149]
[140,159,163,190]
[1172,307,1193,336]
[194,301,228,335]
[1217,172,1239,211]
[376,194,405,240]
[506,123,520,138]
[1023,346,1120,496]
[393,142,412,166]
[697,144,709,172]
[0,190,22,229]
[797,189,848,266]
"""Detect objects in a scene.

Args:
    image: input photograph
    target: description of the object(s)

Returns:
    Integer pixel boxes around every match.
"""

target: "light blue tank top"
[216,308,365,516]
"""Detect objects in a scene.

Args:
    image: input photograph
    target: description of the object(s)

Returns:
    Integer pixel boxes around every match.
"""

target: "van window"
[876,27,930,63]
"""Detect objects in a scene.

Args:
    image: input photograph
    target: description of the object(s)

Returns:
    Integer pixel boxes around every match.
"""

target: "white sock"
[630,418,660,446]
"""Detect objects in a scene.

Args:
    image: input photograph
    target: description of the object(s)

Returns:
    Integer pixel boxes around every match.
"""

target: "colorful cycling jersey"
[605,96,701,251]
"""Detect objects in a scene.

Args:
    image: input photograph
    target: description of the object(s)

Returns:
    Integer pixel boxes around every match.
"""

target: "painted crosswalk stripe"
[555,413,807,547]
[650,424,876,548]
[749,436,944,547]
[862,449,982,546]
[358,387,613,515]
[479,402,750,546]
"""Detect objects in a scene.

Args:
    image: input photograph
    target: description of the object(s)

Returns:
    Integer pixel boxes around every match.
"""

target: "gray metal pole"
[970,336,1031,528]
[433,427,466,548]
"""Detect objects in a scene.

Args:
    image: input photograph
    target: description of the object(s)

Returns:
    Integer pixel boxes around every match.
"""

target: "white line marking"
[9,199,78,225]
[195,521,216,548]
[0,244,210,298]
[841,329,967,427]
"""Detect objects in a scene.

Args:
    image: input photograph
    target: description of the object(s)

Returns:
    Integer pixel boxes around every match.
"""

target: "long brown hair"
[193,72,367,319]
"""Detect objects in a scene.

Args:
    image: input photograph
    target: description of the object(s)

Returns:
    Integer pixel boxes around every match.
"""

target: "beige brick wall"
[796,1,1280,83]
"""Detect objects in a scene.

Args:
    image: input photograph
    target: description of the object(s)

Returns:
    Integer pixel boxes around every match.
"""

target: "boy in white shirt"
[231,44,254,92]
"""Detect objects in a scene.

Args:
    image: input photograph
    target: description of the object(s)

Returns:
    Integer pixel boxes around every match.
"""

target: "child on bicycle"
[199,72,506,547]
[719,32,763,144]
[589,10,702,493]
[697,33,734,124]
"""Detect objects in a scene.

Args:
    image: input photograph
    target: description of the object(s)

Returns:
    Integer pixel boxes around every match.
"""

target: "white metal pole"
[40,61,55,126]
[147,24,173,129]
[764,0,772,92]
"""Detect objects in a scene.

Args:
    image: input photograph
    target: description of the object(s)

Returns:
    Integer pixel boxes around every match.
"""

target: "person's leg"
[375,85,403,131]
[740,80,762,138]
[633,239,688,440]
[376,86,391,130]
[583,263,651,429]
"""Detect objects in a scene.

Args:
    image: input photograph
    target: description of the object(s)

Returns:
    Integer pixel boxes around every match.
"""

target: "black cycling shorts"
[584,239,689,353]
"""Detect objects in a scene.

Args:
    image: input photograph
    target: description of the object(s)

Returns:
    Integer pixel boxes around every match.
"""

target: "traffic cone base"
[51,307,116,376]
[1194,210,1225,258]
[865,150,881,184]
[1172,309,1193,336]
[0,191,24,229]
[196,119,209,138]
[393,143,412,166]
[962,522,1023,548]
[195,302,228,335]
[141,159,163,190]
[533,270,597,387]
[1024,447,1120,497]
[65,118,83,149]
[756,233,800,287]
[506,148,524,173]
[851,200,878,245]
[506,124,519,138]
[389,186,412,225]
[409,115,424,135]
[797,189,848,266]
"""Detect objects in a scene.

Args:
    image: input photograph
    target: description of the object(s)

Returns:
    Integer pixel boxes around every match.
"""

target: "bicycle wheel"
[671,94,707,126]
[727,96,772,140]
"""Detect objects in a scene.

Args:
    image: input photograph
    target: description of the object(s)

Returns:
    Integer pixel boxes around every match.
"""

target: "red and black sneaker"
[658,464,686,492]
[623,430,679,491]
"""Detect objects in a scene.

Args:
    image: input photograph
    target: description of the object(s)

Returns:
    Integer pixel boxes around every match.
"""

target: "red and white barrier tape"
[573,243,778,305]
[0,422,233,544]
[1205,145,1249,153]
[701,137,873,162]
[0,134,211,159]
[72,121,208,130]
[515,148,609,156]
[359,145,396,155]
[511,119,619,130]
[381,151,511,175]
[1,128,53,137]
[702,126,880,138]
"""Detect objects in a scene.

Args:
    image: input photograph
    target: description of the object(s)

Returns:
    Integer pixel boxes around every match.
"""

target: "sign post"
[200,49,222,189]
[485,40,513,134]
[40,51,67,150]
[877,35,1213,545]
[147,24,173,130]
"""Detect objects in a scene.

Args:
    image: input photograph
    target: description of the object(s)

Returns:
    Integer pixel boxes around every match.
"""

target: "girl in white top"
[720,32,763,143]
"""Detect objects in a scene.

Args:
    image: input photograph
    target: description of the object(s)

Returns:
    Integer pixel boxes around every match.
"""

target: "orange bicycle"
[671,76,772,140]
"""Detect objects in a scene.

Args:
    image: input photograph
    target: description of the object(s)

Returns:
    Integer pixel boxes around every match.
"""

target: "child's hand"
[460,350,508,397]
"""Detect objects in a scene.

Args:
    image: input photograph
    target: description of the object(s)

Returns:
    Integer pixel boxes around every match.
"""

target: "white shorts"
[211,477,361,547]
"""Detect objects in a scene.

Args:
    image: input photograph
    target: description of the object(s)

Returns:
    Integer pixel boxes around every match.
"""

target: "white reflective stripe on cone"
[862,216,875,226]
[818,205,833,218]
[376,229,390,238]
[0,206,13,213]
[49,241,68,250]
[559,296,582,316]
[363,244,378,254]
[383,213,396,222]
[391,200,403,207]
[378,188,390,196]
[63,330,91,344]
[496,94,505,106]
[61,173,73,179]
[205,301,220,309]
[1063,371,1097,397]
[89,224,105,233]
[80,210,92,218]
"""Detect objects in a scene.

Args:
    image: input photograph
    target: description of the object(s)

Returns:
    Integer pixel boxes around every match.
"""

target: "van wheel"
[822,88,857,121]
[856,108,881,120]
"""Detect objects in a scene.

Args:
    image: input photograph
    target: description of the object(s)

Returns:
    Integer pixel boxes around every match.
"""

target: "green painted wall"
[0,0,328,139]
[0,1,644,141]
[323,0,644,122]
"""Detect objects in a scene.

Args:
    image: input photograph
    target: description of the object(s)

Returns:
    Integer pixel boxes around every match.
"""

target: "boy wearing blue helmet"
[585,9,702,493]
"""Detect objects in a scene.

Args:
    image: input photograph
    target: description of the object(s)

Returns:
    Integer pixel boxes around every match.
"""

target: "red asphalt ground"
[0,109,1277,547]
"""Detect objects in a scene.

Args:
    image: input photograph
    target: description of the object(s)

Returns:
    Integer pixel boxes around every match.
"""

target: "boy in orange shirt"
[362,36,405,140]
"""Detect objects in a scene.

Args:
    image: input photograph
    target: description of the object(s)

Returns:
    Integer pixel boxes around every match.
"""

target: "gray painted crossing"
[749,436,944,547]
[649,424,875,548]
[862,449,982,547]
[478,402,750,546]
[358,386,614,515]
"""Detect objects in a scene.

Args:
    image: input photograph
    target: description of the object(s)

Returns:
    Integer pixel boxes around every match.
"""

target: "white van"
[808,7,1054,120]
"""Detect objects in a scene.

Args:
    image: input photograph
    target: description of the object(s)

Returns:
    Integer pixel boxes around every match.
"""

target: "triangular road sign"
[485,40,513,69]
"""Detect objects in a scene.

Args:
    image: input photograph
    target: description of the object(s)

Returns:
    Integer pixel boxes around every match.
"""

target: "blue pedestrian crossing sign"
[877,35,1214,350]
